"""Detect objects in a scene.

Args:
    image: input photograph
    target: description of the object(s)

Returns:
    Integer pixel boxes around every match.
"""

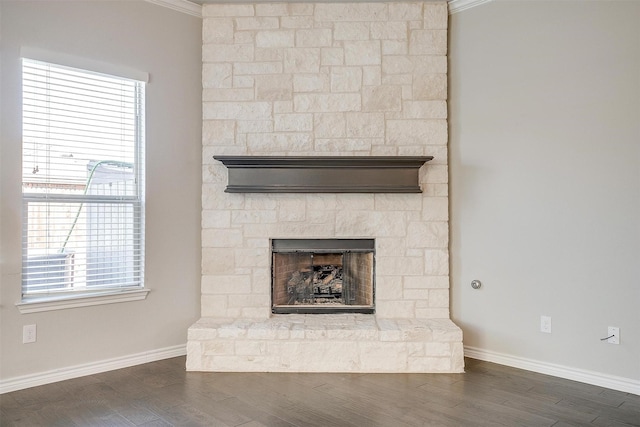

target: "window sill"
[16,288,150,314]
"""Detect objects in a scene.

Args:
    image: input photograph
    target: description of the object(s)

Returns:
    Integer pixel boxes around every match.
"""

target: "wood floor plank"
[2,356,638,427]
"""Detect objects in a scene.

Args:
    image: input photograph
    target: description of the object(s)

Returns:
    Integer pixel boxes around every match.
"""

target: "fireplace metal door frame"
[271,239,375,314]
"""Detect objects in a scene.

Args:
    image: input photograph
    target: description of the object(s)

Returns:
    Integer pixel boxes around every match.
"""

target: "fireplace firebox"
[271,239,374,314]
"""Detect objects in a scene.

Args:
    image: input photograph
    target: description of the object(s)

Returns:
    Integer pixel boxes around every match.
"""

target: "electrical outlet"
[540,316,552,333]
[607,326,620,345]
[23,324,37,344]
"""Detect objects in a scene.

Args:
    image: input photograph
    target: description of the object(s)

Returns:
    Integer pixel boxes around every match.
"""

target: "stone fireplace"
[187,1,464,373]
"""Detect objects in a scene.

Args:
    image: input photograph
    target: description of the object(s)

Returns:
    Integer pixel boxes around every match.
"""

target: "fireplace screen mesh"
[271,239,374,314]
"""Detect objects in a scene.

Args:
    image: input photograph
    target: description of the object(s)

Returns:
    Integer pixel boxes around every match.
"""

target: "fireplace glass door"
[272,239,374,314]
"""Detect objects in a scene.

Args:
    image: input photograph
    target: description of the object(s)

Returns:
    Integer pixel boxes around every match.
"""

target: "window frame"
[17,55,149,312]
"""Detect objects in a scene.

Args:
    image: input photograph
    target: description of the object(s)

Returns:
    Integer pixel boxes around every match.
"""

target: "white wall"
[0,1,202,383]
[450,1,640,384]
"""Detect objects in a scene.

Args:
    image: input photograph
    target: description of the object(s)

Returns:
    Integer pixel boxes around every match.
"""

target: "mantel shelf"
[214,156,433,193]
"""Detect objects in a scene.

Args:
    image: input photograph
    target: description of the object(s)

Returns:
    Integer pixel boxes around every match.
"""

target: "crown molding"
[449,0,494,14]
[146,0,490,18]
[144,0,202,18]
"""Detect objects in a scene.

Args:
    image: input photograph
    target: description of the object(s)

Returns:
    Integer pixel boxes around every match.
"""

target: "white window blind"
[21,58,145,298]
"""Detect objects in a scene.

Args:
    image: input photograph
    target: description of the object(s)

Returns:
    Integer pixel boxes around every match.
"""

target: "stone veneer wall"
[190,1,462,373]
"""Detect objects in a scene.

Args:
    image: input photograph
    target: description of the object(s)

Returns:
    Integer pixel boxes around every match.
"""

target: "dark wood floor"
[1,357,638,426]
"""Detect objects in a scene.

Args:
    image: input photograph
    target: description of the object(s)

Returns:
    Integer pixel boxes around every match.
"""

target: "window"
[21,58,145,302]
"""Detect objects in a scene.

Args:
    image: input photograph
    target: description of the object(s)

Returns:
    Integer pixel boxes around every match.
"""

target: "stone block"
[202,228,243,248]
[203,102,272,120]
[237,120,273,134]
[376,256,424,276]
[306,194,338,211]
[402,100,447,119]
[234,61,283,76]
[407,221,449,249]
[413,73,448,100]
[346,112,385,137]
[234,31,255,45]
[203,88,254,102]
[277,199,306,221]
[233,75,255,88]
[314,113,346,137]
[375,275,403,300]
[335,194,375,211]
[202,64,232,89]
[335,211,407,237]
[344,41,381,66]
[256,30,295,48]
[422,197,449,221]
[284,48,321,73]
[424,249,449,275]
[203,44,254,63]
[293,74,329,92]
[424,3,448,30]
[255,74,292,101]
[375,237,406,256]
[282,16,314,29]
[428,289,450,308]
[202,248,236,275]
[247,132,313,152]
[362,85,402,111]
[203,18,234,44]
[374,194,422,211]
[389,2,423,21]
[241,223,277,238]
[203,120,235,140]
[204,4,253,17]
[203,341,235,356]
[359,342,408,371]
[202,210,231,229]
[407,357,450,372]
[321,48,344,66]
[256,3,288,16]
[296,29,332,47]
[370,22,408,40]
[382,40,408,55]
[362,66,382,86]
[255,48,284,62]
[409,30,447,55]
[235,17,279,31]
[232,210,275,225]
[331,67,363,93]
[386,120,448,146]
[294,93,361,113]
[314,3,388,22]
[404,275,449,289]
[235,341,267,356]
[288,4,313,16]
[423,164,448,184]
[202,275,251,295]
[274,101,294,114]
[451,342,465,372]
[200,295,228,317]
[334,22,370,41]
[403,288,430,301]
[314,138,373,153]
[228,294,270,309]
[274,113,313,132]
[234,248,269,268]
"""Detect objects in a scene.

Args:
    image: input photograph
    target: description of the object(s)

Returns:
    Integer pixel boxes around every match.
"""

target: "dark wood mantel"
[213,156,433,193]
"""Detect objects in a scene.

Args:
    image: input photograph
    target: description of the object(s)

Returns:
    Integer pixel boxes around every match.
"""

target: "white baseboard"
[0,344,186,394]
[465,346,640,395]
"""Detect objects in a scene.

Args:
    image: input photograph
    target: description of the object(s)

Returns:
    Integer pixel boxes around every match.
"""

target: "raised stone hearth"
[188,1,464,373]
[187,315,463,372]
